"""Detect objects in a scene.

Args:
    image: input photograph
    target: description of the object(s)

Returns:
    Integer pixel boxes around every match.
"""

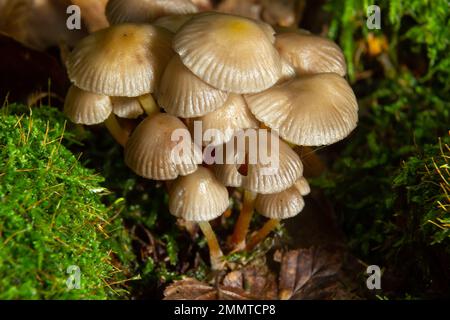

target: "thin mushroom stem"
[104,113,129,147]
[230,190,256,251]
[138,94,159,116]
[246,219,280,251]
[198,221,224,271]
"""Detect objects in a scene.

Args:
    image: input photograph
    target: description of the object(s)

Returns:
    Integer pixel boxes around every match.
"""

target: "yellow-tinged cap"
[67,24,173,97]
[245,74,358,146]
[64,85,112,125]
[173,12,282,93]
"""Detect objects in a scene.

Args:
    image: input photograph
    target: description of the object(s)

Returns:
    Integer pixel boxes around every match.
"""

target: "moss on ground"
[0,104,134,299]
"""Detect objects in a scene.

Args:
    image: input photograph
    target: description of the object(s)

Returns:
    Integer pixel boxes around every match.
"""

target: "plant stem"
[198,221,224,271]
[138,94,159,116]
[246,219,280,251]
[104,113,129,147]
[230,190,256,251]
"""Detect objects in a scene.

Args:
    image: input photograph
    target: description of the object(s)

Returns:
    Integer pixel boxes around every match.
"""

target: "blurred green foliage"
[315,0,450,297]
[0,105,135,299]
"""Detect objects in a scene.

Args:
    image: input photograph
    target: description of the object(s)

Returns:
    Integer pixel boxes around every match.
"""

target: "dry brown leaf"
[164,278,217,300]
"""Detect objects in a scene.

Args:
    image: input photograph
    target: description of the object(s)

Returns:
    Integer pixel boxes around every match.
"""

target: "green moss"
[315,0,450,297]
[0,104,134,299]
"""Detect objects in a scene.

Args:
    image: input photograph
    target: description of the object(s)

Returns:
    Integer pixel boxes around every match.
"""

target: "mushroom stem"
[104,113,129,147]
[138,94,159,116]
[198,221,224,271]
[246,219,280,251]
[230,190,256,251]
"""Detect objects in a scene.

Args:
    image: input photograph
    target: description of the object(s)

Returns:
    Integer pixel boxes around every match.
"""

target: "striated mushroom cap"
[255,177,308,219]
[105,0,198,25]
[153,14,195,33]
[245,73,358,146]
[67,24,173,97]
[169,167,229,222]
[64,85,112,125]
[157,54,228,118]
[193,94,259,147]
[173,12,282,93]
[125,113,200,180]
[213,130,303,194]
[275,31,347,77]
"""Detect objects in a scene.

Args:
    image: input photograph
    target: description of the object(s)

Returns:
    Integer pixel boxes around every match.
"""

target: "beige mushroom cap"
[67,24,173,97]
[153,14,195,33]
[125,113,200,180]
[105,0,198,25]
[295,177,311,196]
[245,73,358,146]
[111,96,144,119]
[157,54,228,118]
[255,181,305,219]
[213,130,303,194]
[193,94,259,147]
[275,31,347,77]
[64,85,112,125]
[169,167,229,222]
[173,12,282,93]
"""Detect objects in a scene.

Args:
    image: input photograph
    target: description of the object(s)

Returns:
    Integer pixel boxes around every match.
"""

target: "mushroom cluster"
[64,0,358,271]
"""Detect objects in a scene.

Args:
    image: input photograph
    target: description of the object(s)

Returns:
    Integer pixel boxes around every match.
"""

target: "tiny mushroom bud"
[213,129,303,194]
[125,113,200,180]
[245,73,358,146]
[157,54,228,118]
[255,178,309,220]
[111,96,145,119]
[64,85,112,125]
[105,0,198,25]
[168,166,229,222]
[66,24,173,97]
[173,12,283,93]
[275,31,347,77]
[194,94,259,147]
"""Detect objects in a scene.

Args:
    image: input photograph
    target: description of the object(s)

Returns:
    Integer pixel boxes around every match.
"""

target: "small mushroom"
[275,31,347,77]
[193,94,259,147]
[124,113,200,180]
[105,0,198,25]
[111,96,145,119]
[66,23,173,97]
[213,130,303,194]
[173,12,282,93]
[168,166,229,270]
[245,73,358,146]
[157,54,228,118]
[64,85,128,146]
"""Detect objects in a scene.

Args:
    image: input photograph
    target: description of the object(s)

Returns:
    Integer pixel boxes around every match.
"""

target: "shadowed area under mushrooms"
[0,0,449,301]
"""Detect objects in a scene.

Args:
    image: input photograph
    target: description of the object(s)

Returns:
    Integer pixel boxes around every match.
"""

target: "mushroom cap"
[64,85,112,125]
[105,0,198,25]
[67,24,173,97]
[111,96,144,119]
[213,130,303,194]
[275,31,347,77]
[255,181,305,219]
[245,73,358,146]
[173,12,282,93]
[278,58,296,83]
[169,166,229,222]
[153,14,195,33]
[295,177,310,196]
[124,113,200,180]
[157,54,228,118]
[193,94,259,146]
